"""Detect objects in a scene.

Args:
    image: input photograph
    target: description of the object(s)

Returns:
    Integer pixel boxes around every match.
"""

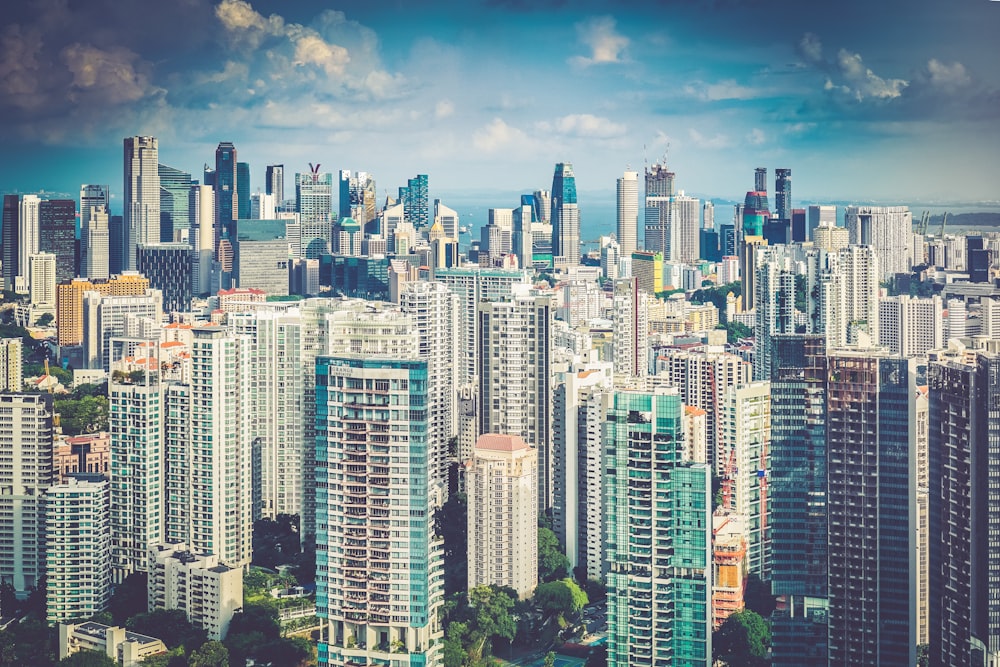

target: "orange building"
[712,512,747,629]
[56,272,150,346]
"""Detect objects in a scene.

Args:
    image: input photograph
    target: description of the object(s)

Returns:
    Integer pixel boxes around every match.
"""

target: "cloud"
[834,48,908,100]
[293,34,350,76]
[746,128,765,145]
[473,118,527,152]
[925,59,970,88]
[435,100,455,119]
[570,16,629,67]
[798,32,822,62]
[216,0,284,46]
[684,79,760,101]
[0,24,48,110]
[547,113,626,138]
[688,128,730,149]
[62,43,155,105]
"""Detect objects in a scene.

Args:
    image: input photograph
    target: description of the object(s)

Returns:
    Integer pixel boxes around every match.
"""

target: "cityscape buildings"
[123,136,160,270]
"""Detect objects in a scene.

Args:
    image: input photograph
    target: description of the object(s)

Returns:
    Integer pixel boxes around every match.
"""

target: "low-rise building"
[59,622,166,667]
[148,543,243,640]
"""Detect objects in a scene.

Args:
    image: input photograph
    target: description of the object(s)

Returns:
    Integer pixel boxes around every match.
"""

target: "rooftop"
[476,433,530,452]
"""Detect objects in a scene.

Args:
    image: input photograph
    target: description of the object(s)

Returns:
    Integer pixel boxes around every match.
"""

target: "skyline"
[0,0,998,203]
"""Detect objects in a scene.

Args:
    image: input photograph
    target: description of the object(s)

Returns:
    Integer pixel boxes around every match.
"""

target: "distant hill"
[924,212,1000,228]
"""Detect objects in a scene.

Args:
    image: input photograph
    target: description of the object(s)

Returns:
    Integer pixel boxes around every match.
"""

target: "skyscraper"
[845,205,913,280]
[39,199,76,283]
[158,164,192,244]
[754,166,767,193]
[17,195,40,292]
[479,287,553,513]
[265,164,284,204]
[645,161,675,198]
[214,142,238,246]
[928,344,1000,667]
[123,136,160,270]
[295,167,333,258]
[616,170,639,256]
[770,335,828,666]
[0,392,54,596]
[775,168,791,220]
[2,195,20,291]
[605,388,712,666]
[315,352,443,667]
[826,350,915,665]
[466,434,538,599]
[402,174,429,228]
[81,206,110,281]
[612,277,648,379]
[237,161,250,220]
[80,185,110,229]
[551,162,580,265]
[807,204,837,241]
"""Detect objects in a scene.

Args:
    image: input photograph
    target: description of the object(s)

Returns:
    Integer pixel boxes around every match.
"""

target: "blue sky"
[0,0,998,207]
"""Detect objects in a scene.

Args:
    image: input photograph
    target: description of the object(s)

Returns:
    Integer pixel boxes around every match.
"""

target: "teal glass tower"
[550,162,580,264]
[605,388,711,667]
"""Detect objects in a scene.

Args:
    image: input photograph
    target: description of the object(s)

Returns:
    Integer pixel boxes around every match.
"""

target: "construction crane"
[917,211,930,236]
[721,448,737,513]
[43,359,53,394]
[939,212,950,239]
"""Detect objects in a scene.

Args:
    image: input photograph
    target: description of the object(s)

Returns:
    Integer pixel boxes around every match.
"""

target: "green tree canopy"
[435,493,468,596]
[538,527,569,582]
[126,609,207,652]
[543,651,556,667]
[743,574,777,618]
[533,579,588,617]
[54,394,109,435]
[138,647,186,667]
[226,601,281,640]
[469,585,516,644]
[58,650,116,667]
[188,640,229,667]
[713,609,771,667]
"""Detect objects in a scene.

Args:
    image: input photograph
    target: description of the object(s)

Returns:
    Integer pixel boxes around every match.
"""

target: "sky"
[0,0,998,208]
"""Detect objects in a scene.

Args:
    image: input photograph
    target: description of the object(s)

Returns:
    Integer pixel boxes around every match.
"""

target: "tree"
[534,579,588,617]
[35,313,54,327]
[725,321,752,344]
[139,647,187,667]
[226,601,281,641]
[126,609,207,652]
[743,574,776,618]
[109,572,148,624]
[713,610,770,667]
[435,492,468,596]
[469,585,516,651]
[252,514,301,570]
[54,394,109,435]
[58,651,117,667]
[538,527,569,582]
[188,640,229,667]
[256,637,314,667]
[917,643,928,667]
[543,651,556,667]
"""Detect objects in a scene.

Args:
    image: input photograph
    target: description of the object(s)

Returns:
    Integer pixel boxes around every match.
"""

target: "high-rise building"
[533,189,550,225]
[109,215,126,276]
[158,164,192,244]
[722,381,771,578]
[236,161,250,221]
[28,253,57,319]
[45,475,111,624]
[612,277,649,379]
[149,543,242,641]
[266,164,284,204]
[0,392,54,596]
[774,168,791,221]
[401,174,429,228]
[213,142,238,248]
[813,221,849,252]
[400,282,460,492]
[645,161,675,198]
[605,388,712,666]
[339,171,378,229]
[616,170,639,256]
[479,286,553,513]
[81,206,110,280]
[57,272,151,346]
[552,363,613,580]
[82,290,162,371]
[315,354,443,667]
[742,190,769,238]
[124,136,160,270]
[2,195,20,291]
[551,162,580,266]
[136,244,194,312]
[754,167,767,193]
[928,343,1000,666]
[878,295,944,357]
[845,205,913,280]
[165,328,253,567]
[826,350,915,665]
[0,338,22,392]
[14,194,41,293]
[39,199,76,283]
[769,334,828,666]
[467,434,538,598]
[296,167,333,258]
[108,342,164,583]
[80,185,110,230]
[807,205,836,241]
[645,192,700,261]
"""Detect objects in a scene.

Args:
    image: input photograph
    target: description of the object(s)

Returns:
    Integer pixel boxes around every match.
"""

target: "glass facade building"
[605,389,711,667]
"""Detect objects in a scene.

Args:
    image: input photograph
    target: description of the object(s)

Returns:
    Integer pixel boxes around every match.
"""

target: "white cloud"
[294,34,350,76]
[548,113,626,139]
[62,43,154,104]
[834,48,908,100]
[684,79,760,102]
[746,128,766,145]
[435,100,455,119]
[799,32,822,62]
[215,0,285,46]
[926,59,970,88]
[473,118,527,152]
[570,16,629,67]
[688,128,730,149]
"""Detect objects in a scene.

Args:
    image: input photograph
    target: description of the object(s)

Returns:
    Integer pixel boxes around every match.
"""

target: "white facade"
[612,277,649,379]
[124,136,161,270]
[947,298,967,340]
[807,204,836,241]
[845,205,912,280]
[467,434,538,599]
[0,338,22,392]
[17,194,40,293]
[617,170,639,256]
[251,191,276,220]
[82,206,111,280]
[46,476,111,623]
[434,199,460,240]
[28,252,57,315]
[878,295,945,357]
[149,543,242,640]
[82,289,163,371]
[0,393,54,595]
